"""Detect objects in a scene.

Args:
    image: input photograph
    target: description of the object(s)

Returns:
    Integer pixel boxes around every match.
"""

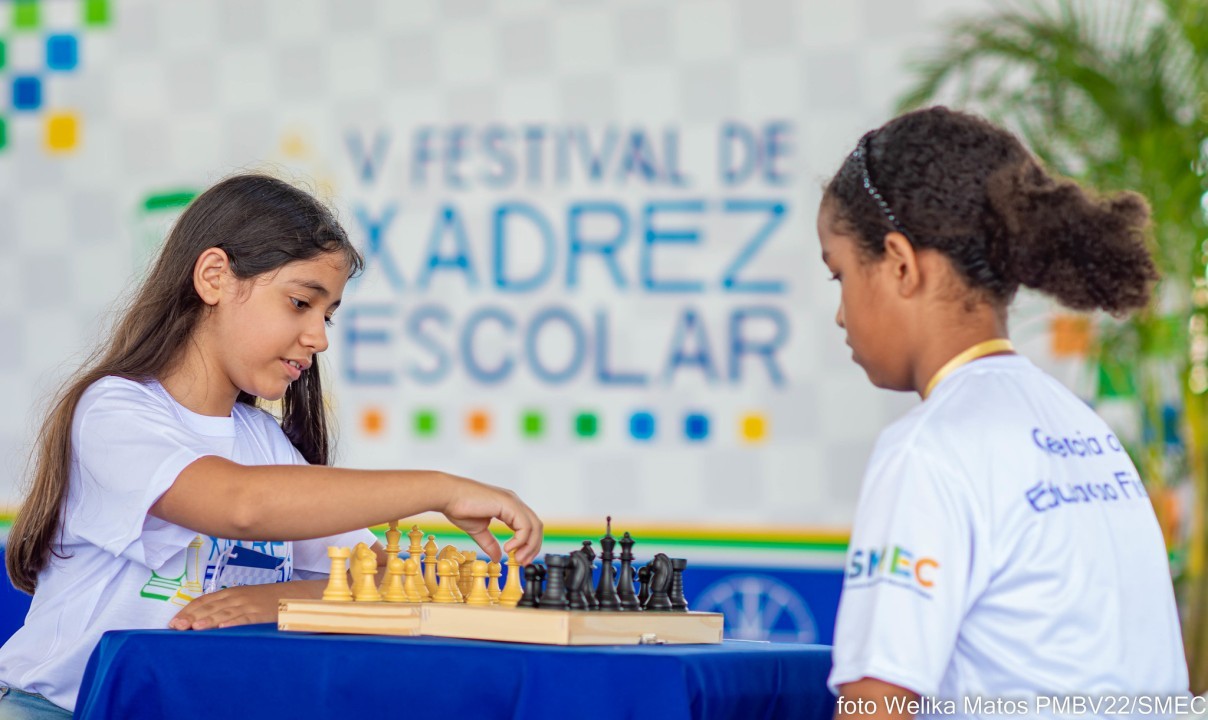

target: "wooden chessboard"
[278,599,724,645]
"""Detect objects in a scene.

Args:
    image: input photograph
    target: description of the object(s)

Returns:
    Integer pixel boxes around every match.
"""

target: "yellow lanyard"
[922,338,1015,400]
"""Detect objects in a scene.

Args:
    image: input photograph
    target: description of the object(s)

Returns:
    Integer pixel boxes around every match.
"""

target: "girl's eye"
[325,317,335,328]
[291,297,309,310]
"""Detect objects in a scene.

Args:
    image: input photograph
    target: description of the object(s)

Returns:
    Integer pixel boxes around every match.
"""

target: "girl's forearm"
[151,456,454,540]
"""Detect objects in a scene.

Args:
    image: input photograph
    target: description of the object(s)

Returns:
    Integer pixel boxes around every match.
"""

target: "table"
[75,624,835,720]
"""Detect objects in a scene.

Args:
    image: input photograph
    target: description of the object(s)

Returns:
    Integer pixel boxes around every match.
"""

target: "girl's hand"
[168,580,323,630]
[439,474,544,565]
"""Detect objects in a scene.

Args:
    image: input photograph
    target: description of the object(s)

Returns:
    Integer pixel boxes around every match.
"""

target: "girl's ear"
[194,248,230,306]
[882,231,922,298]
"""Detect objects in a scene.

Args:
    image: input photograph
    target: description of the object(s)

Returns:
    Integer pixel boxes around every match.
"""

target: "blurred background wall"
[0,0,1125,647]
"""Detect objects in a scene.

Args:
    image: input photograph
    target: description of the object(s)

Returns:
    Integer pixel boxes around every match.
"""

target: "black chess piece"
[535,565,547,603]
[644,553,674,612]
[669,558,689,612]
[580,540,600,609]
[616,531,640,611]
[542,554,570,609]
[637,564,652,608]
[517,564,540,608]
[596,518,622,611]
[566,551,590,610]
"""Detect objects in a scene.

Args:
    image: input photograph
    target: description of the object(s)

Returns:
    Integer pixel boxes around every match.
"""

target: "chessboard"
[277,518,724,646]
[278,601,723,645]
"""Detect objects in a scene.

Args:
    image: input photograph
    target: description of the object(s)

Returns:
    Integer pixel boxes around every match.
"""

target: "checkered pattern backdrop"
[1,0,1081,540]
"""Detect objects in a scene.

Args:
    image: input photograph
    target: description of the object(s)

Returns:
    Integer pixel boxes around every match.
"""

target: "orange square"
[467,411,491,437]
[1050,314,1091,357]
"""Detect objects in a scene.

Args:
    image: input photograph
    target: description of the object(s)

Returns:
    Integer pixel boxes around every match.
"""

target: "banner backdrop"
[3,0,1084,641]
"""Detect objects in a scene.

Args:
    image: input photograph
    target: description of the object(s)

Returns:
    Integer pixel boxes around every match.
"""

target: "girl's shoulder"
[78,375,167,413]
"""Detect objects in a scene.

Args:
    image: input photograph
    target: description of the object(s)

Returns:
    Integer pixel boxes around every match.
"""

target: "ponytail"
[824,106,1158,314]
[987,159,1156,314]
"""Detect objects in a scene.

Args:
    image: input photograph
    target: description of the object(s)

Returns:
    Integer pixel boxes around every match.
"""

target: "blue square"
[12,76,41,111]
[629,411,655,441]
[47,34,79,71]
[685,413,710,441]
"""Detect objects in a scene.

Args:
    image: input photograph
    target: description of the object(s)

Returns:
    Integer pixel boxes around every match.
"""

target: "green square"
[14,1,39,30]
[0,38,7,72]
[0,117,7,152]
[84,0,110,26]
[574,412,598,438]
[521,411,543,438]
[414,410,437,437]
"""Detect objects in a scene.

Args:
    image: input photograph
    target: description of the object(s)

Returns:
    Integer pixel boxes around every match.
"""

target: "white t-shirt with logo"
[0,377,375,711]
[829,356,1188,714]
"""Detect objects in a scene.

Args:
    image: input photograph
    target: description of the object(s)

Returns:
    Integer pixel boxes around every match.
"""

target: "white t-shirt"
[0,377,375,711]
[829,356,1188,716]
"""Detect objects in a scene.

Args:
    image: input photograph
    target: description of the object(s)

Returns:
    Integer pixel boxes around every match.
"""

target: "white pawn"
[487,561,502,604]
[465,560,492,606]
[383,557,407,603]
[433,559,458,603]
[402,557,424,602]
[499,551,523,608]
[354,552,381,602]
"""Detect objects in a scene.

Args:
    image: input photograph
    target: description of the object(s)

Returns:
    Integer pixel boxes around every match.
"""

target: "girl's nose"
[303,320,329,354]
[835,304,845,329]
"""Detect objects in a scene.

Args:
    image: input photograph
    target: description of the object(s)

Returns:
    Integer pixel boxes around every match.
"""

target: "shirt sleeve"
[276,436,378,576]
[828,442,979,697]
[68,379,215,571]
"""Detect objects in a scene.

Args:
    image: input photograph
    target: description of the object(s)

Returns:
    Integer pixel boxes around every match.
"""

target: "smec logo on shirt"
[845,545,940,598]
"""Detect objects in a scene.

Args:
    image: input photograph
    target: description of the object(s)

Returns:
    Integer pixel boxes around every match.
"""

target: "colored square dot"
[414,409,437,437]
[13,77,41,111]
[0,116,7,152]
[14,1,39,30]
[467,411,491,437]
[47,34,78,71]
[0,39,7,72]
[629,411,655,441]
[45,112,78,152]
[685,413,710,441]
[359,407,386,437]
[521,411,543,438]
[85,0,111,26]
[574,412,598,439]
[740,413,768,443]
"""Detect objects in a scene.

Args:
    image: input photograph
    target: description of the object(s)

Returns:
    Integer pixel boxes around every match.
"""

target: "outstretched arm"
[149,457,543,564]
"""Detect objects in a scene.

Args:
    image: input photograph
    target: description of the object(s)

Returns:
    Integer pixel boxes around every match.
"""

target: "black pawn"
[580,540,600,610]
[644,553,673,612]
[669,558,689,612]
[637,565,652,608]
[542,554,570,609]
[566,551,590,610]
[535,565,547,604]
[616,532,640,611]
[596,521,622,611]
[517,564,540,609]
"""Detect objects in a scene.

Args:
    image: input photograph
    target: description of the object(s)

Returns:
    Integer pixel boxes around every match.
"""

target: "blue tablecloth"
[75,624,835,720]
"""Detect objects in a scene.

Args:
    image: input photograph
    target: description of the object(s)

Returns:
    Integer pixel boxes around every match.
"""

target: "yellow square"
[740,413,767,443]
[46,113,79,152]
